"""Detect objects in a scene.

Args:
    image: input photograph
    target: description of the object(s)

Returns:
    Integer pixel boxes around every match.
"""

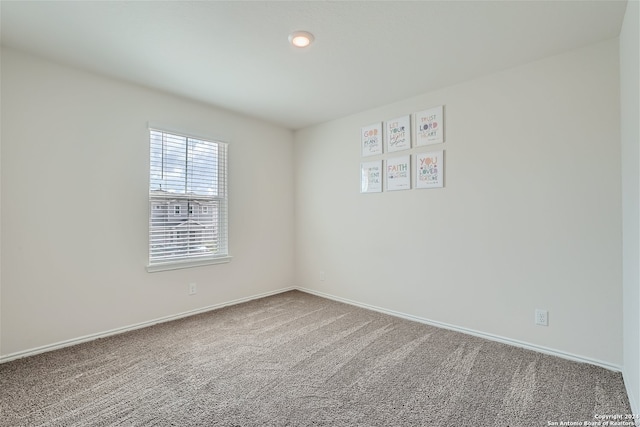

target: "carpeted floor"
[0,290,632,426]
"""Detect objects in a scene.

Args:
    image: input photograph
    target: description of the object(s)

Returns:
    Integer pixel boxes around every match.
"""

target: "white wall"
[0,48,295,358]
[620,0,640,417]
[294,39,622,367]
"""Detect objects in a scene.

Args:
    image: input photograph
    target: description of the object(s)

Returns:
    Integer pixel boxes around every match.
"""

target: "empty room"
[1,1,639,426]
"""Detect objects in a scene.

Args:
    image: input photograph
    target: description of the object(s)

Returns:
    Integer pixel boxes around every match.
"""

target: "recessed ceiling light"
[288,31,314,48]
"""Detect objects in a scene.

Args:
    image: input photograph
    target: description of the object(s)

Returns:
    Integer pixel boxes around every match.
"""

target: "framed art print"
[415,105,444,146]
[361,122,383,157]
[361,160,382,193]
[386,155,411,191]
[416,150,444,189]
[385,115,411,153]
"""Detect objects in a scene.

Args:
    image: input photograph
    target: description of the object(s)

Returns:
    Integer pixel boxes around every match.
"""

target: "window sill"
[146,256,232,273]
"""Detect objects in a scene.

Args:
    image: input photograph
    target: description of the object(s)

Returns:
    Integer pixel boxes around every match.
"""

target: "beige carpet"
[0,290,632,426]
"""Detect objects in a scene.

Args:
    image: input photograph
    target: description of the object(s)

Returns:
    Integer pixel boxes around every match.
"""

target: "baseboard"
[623,373,640,425]
[0,285,625,374]
[296,287,624,373]
[0,286,296,364]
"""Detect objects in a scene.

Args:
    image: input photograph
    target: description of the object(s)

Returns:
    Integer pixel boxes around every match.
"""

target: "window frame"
[146,126,231,272]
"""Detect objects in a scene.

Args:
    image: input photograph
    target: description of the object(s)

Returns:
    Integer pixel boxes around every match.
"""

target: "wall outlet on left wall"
[189,283,197,295]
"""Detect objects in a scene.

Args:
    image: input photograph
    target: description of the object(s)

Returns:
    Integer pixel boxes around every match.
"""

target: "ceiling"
[0,1,628,130]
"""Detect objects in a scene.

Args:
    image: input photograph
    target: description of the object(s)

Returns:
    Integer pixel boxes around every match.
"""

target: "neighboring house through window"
[147,128,230,271]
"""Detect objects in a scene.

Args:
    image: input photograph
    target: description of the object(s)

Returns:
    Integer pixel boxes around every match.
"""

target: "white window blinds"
[148,129,228,270]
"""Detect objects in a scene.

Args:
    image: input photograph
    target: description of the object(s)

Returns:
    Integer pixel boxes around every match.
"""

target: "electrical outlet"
[319,271,325,281]
[535,309,548,326]
[189,283,197,295]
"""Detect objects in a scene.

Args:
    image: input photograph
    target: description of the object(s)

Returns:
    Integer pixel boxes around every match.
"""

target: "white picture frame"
[385,115,411,153]
[361,122,383,157]
[415,105,444,146]
[361,160,383,193]
[386,155,411,191]
[416,150,444,189]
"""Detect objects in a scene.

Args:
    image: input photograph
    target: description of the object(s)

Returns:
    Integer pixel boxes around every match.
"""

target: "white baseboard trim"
[623,372,640,425]
[0,286,296,364]
[296,287,624,373]
[0,285,624,375]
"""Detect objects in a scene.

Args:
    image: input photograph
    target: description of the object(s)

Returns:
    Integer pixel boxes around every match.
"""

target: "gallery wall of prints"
[360,105,445,193]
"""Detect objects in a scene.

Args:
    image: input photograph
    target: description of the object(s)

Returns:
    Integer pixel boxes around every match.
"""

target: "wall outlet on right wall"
[535,309,548,326]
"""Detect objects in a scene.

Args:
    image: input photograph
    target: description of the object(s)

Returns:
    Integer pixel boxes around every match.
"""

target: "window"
[148,128,230,272]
